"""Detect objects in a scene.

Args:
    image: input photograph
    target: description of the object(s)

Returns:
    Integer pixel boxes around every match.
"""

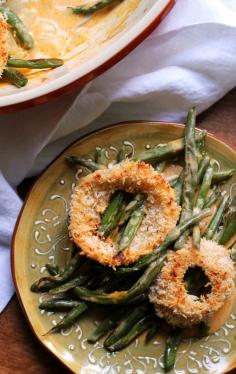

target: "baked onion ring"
[149,238,235,328]
[69,160,180,267]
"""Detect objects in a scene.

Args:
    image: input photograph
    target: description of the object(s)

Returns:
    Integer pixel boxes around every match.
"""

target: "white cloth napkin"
[0,0,236,312]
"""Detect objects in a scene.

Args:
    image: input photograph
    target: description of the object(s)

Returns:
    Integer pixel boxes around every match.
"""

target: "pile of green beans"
[0,7,64,87]
[32,109,236,371]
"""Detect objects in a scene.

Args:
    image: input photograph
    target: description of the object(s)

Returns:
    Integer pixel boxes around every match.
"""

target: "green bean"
[84,276,99,289]
[119,203,145,251]
[199,322,210,337]
[95,147,108,165]
[181,107,198,202]
[164,330,182,372]
[133,131,205,163]
[99,190,125,238]
[51,253,83,282]
[0,7,34,49]
[174,108,198,249]
[219,196,236,245]
[88,308,125,343]
[117,144,127,162]
[31,253,83,292]
[98,273,132,293]
[145,318,160,344]
[118,193,144,226]
[109,221,124,245]
[196,156,210,183]
[30,277,59,292]
[109,226,128,250]
[155,161,167,172]
[126,294,148,305]
[212,169,234,184]
[45,264,60,276]
[204,188,221,209]
[185,267,209,296]
[46,302,88,334]
[7,58,64,69]
[193,165,214,248]
[169,178,178,188]
[66,156,105,171]
[106,315,151,352]
[196,130,207,162]
[212,227,224,245]
[104,305,148,348]
[173,170,184,205]
[190,274,204,293]
[49,274,89,295]
[71,242,78,257]
[95,273,110,288]
[39,298,80,310]
[71,0,122,15]
[2,68,28,88]
[230,245,236,262]
[116,208,211,275]
[83,270,108,290]
[205,194,229,240]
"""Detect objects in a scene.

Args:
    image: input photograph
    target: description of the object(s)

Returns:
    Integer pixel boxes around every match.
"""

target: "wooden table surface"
[1,88,236,374]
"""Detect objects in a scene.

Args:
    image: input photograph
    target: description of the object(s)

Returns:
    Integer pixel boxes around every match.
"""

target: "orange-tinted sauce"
[7,0,141,63]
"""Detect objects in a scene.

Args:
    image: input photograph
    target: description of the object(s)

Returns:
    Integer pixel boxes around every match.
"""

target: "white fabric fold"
[0,0,236,312]
[0,173,21,311]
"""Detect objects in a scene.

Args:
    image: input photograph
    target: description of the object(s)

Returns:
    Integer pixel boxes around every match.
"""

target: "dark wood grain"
[0,88,236,374]
[198,89,236,150]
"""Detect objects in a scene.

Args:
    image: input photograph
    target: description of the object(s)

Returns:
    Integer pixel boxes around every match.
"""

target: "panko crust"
[149,238,235,328]
[69,160,180,267]
[0,15,8,76]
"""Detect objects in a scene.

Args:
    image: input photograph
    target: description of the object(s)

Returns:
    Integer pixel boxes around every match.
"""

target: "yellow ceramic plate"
[12,122,236,374]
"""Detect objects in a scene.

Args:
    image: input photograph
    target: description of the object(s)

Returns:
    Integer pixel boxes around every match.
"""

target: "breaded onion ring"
[149,238,235,328]
[69,160,180,267]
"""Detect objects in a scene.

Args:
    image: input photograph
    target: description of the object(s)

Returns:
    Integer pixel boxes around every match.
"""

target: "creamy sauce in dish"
[7,0,141,63]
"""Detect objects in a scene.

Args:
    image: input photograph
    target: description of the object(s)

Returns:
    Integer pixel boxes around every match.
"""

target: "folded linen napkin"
[0,0,236,312]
